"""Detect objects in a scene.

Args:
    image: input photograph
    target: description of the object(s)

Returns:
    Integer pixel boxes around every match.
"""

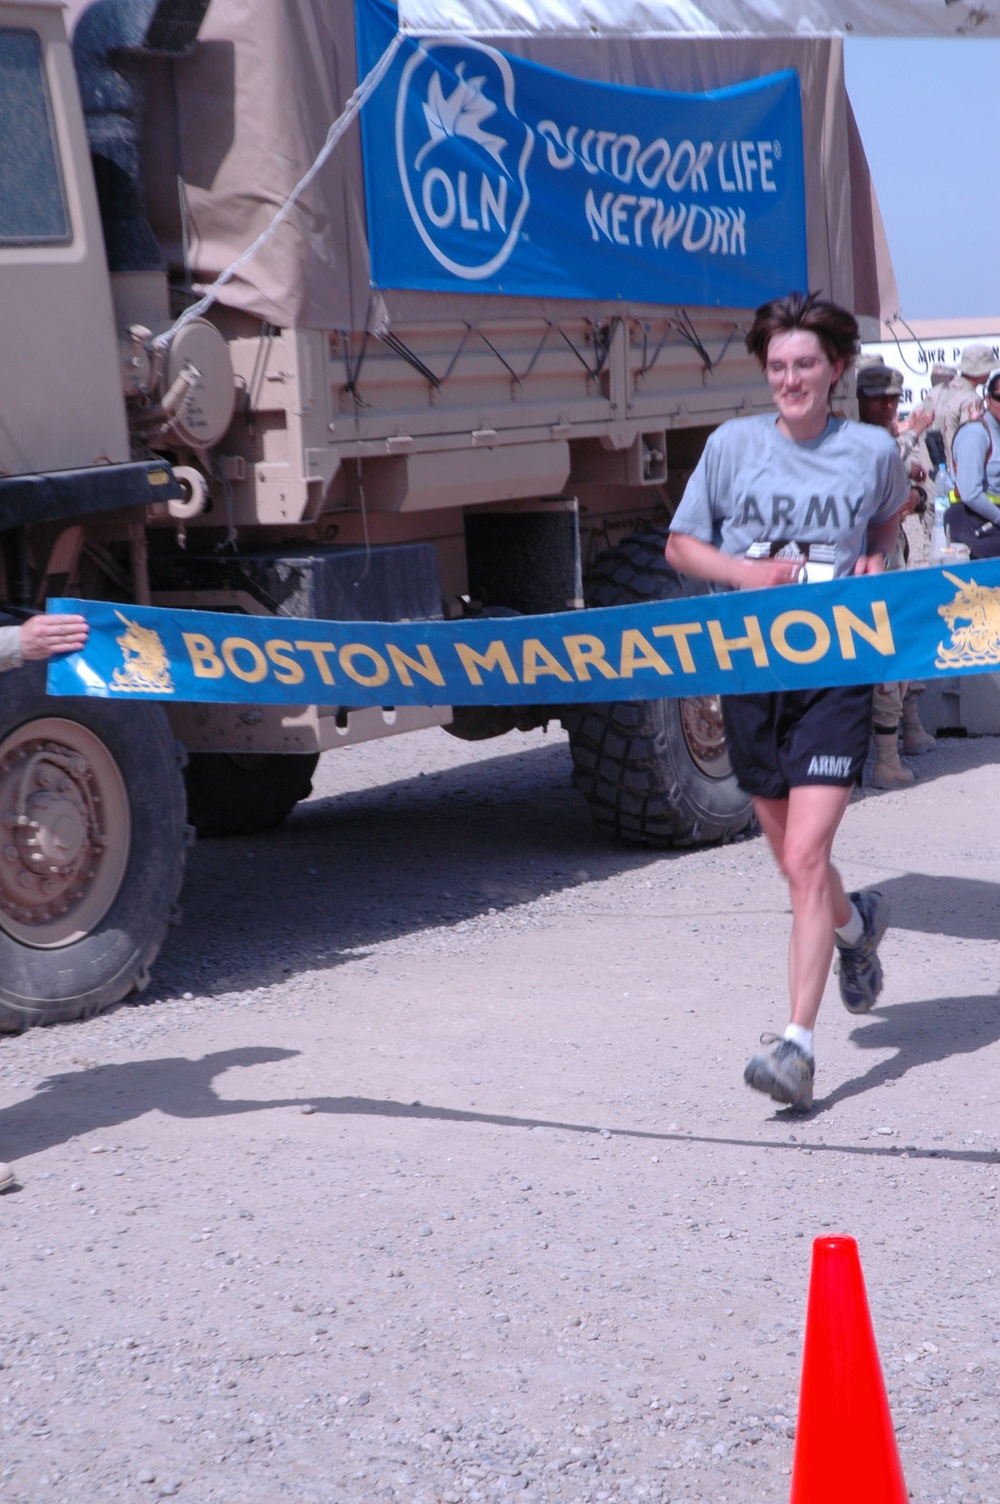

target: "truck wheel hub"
[0,720,130,948]
[680,695,733,779]
[17,789,89,871]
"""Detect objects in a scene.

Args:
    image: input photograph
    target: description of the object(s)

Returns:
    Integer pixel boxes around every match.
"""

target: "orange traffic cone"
[789,1235,909,1504]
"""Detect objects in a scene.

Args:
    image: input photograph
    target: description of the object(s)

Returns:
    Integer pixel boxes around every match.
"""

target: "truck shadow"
[150,739,690,997]
[149,740,1000,997]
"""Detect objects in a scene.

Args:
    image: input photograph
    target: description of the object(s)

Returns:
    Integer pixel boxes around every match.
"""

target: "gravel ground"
[1,723,999,1503]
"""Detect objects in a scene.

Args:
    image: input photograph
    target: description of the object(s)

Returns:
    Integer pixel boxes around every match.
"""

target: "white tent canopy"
[398,0,1000,39]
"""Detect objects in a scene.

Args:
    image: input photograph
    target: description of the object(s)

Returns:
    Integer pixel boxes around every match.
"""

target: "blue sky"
[844,39,1000,322]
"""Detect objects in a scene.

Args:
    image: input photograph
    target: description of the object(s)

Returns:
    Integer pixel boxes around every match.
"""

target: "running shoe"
[744,1034,814,1110]
[835,889,889,1014]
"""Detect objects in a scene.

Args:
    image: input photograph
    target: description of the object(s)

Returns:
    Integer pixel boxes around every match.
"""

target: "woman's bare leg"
[753,785,854,1029]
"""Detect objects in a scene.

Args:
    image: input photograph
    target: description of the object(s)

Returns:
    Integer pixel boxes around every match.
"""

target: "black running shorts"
[721,684,874,800]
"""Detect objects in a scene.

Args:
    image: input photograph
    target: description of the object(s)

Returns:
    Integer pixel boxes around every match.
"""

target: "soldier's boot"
[871,730,915,789]
[901,696,936,756]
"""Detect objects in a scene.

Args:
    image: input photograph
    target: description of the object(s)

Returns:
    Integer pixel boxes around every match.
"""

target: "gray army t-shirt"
[671,414,908,579]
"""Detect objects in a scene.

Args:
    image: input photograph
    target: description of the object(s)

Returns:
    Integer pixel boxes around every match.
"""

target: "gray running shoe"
[744,1034,814,1110]
[835,889,889,1014]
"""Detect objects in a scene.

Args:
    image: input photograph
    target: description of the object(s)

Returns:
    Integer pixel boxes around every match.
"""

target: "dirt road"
[1,725,998,1503]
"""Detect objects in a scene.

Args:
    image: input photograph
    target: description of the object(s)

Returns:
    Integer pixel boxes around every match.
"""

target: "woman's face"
[764,328,844,439]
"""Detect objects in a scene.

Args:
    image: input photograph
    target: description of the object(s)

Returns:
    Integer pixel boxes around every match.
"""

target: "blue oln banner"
[354,0,808,307]
[45,562,1000,708]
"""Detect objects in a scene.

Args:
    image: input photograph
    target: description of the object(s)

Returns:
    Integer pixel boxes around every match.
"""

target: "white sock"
[784,1023,814,1058]
[835,902,864,948]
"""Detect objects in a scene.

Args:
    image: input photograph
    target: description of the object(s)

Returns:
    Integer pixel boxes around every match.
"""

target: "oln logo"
[395,38,533,280]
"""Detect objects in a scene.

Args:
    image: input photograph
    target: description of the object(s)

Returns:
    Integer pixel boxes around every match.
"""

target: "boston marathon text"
[180,601,893,695]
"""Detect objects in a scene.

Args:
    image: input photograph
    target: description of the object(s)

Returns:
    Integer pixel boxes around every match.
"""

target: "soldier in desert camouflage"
[929,343,994,471]
[856,362,937,788]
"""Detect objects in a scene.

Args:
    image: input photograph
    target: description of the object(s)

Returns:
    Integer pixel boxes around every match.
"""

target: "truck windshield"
[0,28,69,246]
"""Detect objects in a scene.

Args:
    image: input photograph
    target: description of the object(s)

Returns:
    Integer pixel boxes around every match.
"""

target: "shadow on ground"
[4,1029,999,1168]
[150,740,693,998]
[812,990,1000,1113]
[876,871,1000,941]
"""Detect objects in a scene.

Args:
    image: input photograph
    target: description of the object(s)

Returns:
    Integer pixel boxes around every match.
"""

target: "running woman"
[665,291,908,1109]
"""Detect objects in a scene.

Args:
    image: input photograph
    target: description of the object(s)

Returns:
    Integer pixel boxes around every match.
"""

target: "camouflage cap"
[959,343,995,378]
[856,363,903,397]
[930,363,956,385]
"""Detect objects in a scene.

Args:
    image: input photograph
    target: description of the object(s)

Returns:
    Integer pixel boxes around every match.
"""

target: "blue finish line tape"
[46,561,1000,708]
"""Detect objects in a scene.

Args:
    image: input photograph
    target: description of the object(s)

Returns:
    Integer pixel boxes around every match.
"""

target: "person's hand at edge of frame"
[19,613,90,661]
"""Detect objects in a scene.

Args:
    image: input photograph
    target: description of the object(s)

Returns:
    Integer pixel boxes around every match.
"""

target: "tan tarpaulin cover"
[66,1,899,331]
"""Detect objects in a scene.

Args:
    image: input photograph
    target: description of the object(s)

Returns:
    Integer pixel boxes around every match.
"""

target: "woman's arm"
[854,515,901,575]
[665,532,808,589]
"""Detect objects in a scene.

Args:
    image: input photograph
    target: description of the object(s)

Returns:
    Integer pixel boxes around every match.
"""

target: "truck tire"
[0,665,189,1028]
[184,751,320,836]
[564,530,753,847]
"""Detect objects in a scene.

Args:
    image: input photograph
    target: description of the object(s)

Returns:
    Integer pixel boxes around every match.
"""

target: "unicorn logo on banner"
[936,572,1000,669]
[396,38,533,280]
[109,612,174,694]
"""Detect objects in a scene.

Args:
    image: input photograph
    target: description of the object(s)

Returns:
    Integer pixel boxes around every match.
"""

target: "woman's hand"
[740,556,806,587]
[665,532,803,588]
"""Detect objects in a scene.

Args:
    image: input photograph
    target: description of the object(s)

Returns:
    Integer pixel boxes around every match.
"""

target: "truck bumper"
[166,700,453,754]
[0,460,181,530]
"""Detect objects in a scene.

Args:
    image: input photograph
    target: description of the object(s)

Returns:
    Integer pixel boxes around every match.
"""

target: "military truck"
[0,0,895,1023]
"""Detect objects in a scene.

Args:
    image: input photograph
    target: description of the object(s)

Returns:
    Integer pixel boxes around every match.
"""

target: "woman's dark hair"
[745,291,859,369]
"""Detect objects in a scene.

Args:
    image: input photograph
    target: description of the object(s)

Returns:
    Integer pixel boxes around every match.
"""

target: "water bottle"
[930,463,950,565]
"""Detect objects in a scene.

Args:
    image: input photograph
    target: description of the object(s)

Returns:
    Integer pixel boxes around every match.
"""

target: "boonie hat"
[959,343,995,378]
[856,363,903,397]
[853,353,885,390]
